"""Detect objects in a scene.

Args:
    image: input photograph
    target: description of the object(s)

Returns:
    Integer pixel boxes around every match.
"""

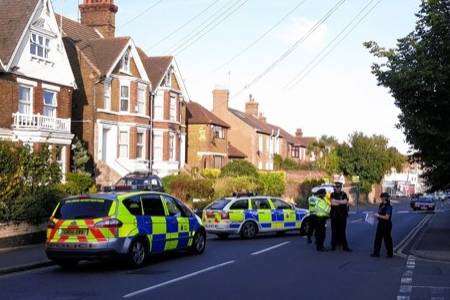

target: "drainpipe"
[149,91,154,175]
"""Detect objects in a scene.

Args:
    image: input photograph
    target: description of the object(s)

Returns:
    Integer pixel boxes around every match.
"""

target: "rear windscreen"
[208,199,231,210]
[54,198,113,219]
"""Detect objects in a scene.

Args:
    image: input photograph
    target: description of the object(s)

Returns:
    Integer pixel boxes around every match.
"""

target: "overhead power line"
[145,0,221,52]
[286,0,383,90]
[170,0,251,55]
[232,0,347,99]
[213,0,308,73]
[120,0,165,29]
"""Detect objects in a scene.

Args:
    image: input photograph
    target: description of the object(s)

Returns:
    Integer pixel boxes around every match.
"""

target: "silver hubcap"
[132,242,145,265]
[244,224,256,237]
[196,234,205,252]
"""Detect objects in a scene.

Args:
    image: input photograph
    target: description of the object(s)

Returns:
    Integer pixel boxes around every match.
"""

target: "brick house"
[59,0,153,185]
[290,129,317,162]
[227,143,247,161]
[186,101,230,169]
[137,53,188,178]
[213,89,281,170]
[0,0,76,177]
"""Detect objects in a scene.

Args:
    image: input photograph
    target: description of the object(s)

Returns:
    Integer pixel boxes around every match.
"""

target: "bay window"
[136,131,145,159]
[153,92,164,120]
[153,133,163,162]
[169,95,177,121]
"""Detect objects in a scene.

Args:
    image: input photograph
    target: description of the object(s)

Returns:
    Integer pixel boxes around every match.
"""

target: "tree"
[338,133,406,192]
[364,0,450,191]
[71,137,92,174]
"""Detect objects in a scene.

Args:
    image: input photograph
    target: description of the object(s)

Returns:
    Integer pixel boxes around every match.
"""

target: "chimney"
[79,0,118,38]
[245,94,259,117]
[296,128,304,137]
[258,113,266,123]
[212,88,229,117]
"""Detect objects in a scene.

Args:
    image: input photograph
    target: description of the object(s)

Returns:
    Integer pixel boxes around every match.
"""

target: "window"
[292,147,300,158]
[136,131,144,159]
[212,126,225,139]
[120,85,129,112]
[169,133,176,161]
[164,196,182,217]
[169,95,177,121]
[267,137,270,154]
[121,50,131,73]
[123,196,143,216]
[154,92,164,120]
[30,33,50,59]
[43,90,57,117]
[252,198,271,210]
[271,198,291,209]
[230,199,249,210]
[18,85,32,115]
[153,133,163,162]
[142,194,165,216]
[137,85,146,114]
[258,135,263,153]
[104,79,111,110]
[213,155,223,169]
[118,130,129,158]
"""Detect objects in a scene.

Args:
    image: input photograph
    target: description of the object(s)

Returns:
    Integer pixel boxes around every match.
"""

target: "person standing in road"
[315,189,331,252]
[371,192,394,258]
[330,182,352,252]
[307,191,319,244]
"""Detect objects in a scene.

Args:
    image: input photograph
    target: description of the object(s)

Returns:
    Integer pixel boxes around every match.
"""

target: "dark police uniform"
[330,190,350,250]
[372,202,393,257]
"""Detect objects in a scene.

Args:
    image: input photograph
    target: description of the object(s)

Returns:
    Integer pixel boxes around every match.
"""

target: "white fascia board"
[171,57,190,102]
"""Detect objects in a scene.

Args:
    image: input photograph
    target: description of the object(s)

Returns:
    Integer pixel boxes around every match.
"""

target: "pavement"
[0,199,449,299]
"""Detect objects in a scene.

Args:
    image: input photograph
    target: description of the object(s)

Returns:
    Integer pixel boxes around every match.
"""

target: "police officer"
[307,191,319,244]
[330,182,352,252]
[371,192,394,258]
[315,189,330,252]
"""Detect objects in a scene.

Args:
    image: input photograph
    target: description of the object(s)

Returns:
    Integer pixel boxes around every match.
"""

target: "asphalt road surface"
[1,200,449,300]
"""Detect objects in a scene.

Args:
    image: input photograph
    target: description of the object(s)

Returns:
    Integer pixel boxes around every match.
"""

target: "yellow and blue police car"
[45,190,206,268]
[202,194,309,239]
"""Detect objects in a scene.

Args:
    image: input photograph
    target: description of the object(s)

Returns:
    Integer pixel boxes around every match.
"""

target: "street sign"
[352,176,360,183]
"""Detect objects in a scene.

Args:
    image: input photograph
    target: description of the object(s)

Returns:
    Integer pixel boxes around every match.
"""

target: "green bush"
[274,154,300,171]
[164,174,214,203]
[256,171,286,196]
[220,160,258,178]
[213,176,258,199]
[200,168,221,179]
[296,178,326,208]
[62,172,95,196]
[162,174,182,194]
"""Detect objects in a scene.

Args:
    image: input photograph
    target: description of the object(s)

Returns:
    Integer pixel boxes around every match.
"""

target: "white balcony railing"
[12,113,71,133]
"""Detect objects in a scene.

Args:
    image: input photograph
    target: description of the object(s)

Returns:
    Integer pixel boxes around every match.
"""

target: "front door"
[102,128,111,162]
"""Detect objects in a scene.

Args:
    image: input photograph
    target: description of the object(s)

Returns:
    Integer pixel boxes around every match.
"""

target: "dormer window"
[30,33,50,59]
[121,50,131,73]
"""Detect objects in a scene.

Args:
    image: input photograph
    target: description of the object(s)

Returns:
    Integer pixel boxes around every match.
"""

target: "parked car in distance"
[113,173,164,192]
[412,196,436,211]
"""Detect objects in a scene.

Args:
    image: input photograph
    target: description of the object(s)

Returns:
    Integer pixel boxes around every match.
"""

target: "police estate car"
[46,190,206,268]
[202,195,309,239]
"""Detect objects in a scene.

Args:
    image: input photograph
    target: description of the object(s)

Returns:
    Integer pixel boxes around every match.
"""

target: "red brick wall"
[0,74,17,129]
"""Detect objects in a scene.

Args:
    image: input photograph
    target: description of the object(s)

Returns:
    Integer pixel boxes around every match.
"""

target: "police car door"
[252,198,272,231]
[163,195,190,250]
[228,199,249,229]
[271,198,296,230]
[141,194,167,253]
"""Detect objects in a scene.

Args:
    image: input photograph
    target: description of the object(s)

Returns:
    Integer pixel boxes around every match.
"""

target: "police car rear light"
[221,212,229,219]
[95,218,123,228]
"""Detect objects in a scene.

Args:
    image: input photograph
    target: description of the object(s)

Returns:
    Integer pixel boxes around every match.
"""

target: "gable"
[7,0,76,87]
[107,40,149,82]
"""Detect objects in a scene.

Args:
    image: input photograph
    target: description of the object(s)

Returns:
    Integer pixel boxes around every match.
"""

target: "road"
[1,200,449,300]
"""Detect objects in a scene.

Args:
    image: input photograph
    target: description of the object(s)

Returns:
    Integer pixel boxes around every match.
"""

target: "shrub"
[296,178,326,208]
[164,174,214,203]
[62,172,95,196]
[162,174,181,194]
[213,176,258,199]
[200,168,221,179]
[221,160,258,178]
[256,171,286,196]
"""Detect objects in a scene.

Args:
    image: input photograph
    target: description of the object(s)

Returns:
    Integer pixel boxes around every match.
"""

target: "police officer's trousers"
[315,217,327,250]
[373,221,393,256]
[331,217,349,249]
[307,214,317,241]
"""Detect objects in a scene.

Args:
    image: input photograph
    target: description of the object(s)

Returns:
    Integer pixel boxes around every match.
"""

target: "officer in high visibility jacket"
[315,189,331,252]
[307,193,319,244]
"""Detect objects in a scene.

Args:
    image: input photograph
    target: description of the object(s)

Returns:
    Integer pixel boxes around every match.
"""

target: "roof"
[140,55,173,92]
[229,108,272,135]
[56,14,101,42]
[228,143,247,158]
[295,136,316,147]
[187,102,230,128]
[265,123,296,144]
[0,0,39,67]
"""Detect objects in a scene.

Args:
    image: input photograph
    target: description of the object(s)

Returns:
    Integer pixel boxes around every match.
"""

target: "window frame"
[141,194,166,217]
[212,125,225,139]
[230,199,249,210]
[136,130,145,160]
[271,198,292,210]
[252,198,272,210]
[169,94,177,122]
[43,89,57,118]
[118,129,129,159]
[104,78,112,111]
[121,50,131,74]
[120,84,130,112]
[153,132,163,162]
[18,85,33,115]
[122,196,143,216]
[153,91,164,120]
[137,84,146,114]
[169,132,176,162]
[30,33,51,60]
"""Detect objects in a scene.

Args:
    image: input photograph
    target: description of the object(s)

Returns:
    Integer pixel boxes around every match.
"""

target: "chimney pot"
[79,0,118,38]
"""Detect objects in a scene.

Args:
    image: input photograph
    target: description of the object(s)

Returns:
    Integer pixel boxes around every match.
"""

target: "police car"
[45,190,206,268]
[202,195,309,239]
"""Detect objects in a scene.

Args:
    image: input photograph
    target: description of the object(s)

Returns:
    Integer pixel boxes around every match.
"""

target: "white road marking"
[401,277,413,284]
[399,286,412,293]
[398,256,415,299]
[123,260,235,298]
[251,241,291,256]
[397,296,410,300]
[397,210,410,214]
[350,218,363,224]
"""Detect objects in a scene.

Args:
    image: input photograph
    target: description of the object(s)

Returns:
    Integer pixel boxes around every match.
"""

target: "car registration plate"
[60,228,88,236]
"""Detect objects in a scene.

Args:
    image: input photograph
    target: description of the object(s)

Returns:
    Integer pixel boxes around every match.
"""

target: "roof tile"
[187,102,230,128]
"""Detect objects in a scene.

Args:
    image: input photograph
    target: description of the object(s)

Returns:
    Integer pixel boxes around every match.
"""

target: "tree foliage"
[71,137,92,174]
[364,0,450,191]
[220,160,258,178]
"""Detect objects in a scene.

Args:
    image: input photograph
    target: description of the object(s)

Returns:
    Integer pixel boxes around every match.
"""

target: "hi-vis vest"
[316,197,331,217]
[308,196,319,214]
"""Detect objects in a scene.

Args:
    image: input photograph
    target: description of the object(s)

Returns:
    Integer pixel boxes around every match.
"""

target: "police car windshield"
[54,198,113,220]
[208,198,232,210]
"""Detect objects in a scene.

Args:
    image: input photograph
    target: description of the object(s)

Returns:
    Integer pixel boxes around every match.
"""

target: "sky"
[53,0,422,154]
